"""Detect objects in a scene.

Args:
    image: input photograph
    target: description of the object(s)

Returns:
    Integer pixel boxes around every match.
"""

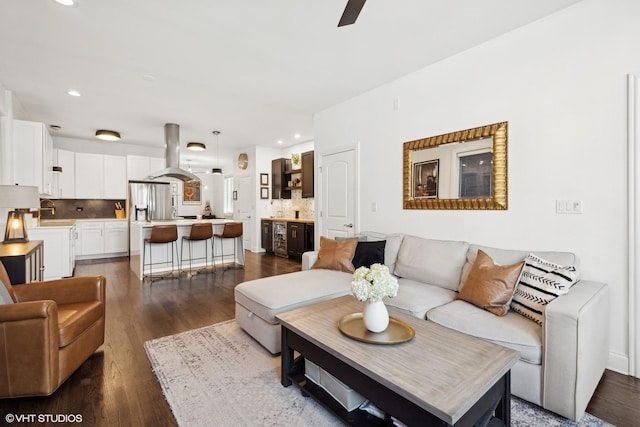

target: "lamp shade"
[0,185,40,209]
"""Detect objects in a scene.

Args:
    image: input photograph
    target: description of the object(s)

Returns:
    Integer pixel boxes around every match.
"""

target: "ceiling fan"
[338,0,367,27]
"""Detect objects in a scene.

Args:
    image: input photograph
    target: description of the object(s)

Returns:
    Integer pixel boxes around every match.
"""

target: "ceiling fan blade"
[338,0,367,27]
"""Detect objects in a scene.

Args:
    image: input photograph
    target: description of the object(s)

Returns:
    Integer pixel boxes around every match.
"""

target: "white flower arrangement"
[351,263,399,303]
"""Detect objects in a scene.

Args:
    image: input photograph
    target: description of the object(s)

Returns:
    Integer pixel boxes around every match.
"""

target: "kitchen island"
[131,219,243,279]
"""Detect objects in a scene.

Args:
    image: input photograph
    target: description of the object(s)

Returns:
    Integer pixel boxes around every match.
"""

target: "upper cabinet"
[272,158,292,200]
[126,155,165,181]
[12,120,54,196]
[301,150,314,198]
[55,149,76,199]
[75,153,126,199]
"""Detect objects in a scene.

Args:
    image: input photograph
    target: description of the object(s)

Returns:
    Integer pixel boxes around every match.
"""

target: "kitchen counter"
[142,219,235,227]
[35,219,76,228]
[263,217,314,224]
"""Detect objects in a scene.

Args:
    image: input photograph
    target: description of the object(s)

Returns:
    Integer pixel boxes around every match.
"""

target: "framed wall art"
[182,180,202,204]
[260,173,269,186]
[260,187,269,199]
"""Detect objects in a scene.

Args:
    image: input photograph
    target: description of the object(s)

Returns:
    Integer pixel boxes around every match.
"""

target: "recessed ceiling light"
[95,130,121,141]
[67,90,81,97]
[187,142,206,151]
[277,140,283,145]
[294,133,301,139]
[53,0,78,6]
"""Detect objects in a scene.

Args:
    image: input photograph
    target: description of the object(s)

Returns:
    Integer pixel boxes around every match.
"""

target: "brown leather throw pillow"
[312,236,359,273]
[456,250,525,316]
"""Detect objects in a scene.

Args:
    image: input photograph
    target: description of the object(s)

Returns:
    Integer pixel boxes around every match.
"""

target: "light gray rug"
[144,320,611,427]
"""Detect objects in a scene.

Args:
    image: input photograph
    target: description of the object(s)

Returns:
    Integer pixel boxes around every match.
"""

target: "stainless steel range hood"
[146,123,200,182]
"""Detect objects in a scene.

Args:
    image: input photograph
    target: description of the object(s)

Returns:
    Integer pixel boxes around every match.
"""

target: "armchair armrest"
[302,251,319,271]
[542,280,609,421]
[13,276,106,306]
[0,300,59,396]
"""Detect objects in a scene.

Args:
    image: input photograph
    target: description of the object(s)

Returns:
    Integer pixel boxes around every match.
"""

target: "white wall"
[314,0,639,374]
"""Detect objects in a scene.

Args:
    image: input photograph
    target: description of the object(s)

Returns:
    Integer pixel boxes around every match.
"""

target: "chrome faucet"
[38,199,56,225]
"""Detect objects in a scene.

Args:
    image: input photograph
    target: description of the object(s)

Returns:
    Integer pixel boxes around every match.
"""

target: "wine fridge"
[273,221,288,258]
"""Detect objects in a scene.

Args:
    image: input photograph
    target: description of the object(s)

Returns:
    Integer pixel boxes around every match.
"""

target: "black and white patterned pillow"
[511,253,578,325]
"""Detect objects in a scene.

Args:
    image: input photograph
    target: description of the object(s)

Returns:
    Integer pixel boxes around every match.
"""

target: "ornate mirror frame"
[403,121,508,210]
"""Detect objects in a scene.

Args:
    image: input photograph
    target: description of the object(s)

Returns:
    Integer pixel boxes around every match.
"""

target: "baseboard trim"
[607,351,629,375]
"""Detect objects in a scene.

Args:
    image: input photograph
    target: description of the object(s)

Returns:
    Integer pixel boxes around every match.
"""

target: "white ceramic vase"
[363,300,389,333]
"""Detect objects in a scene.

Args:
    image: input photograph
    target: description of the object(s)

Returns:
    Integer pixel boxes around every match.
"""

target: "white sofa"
[234,231,610,421]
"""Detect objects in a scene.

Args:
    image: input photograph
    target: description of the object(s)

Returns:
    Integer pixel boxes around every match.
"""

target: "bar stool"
[142,225,179,282]
[213,222,244,270]
[181,223,213,276]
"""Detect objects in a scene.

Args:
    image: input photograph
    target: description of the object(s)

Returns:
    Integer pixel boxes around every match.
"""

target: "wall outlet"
[556,200,583,214]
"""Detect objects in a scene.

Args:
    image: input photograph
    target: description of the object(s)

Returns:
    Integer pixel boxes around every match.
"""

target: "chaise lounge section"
[234,231,609,421]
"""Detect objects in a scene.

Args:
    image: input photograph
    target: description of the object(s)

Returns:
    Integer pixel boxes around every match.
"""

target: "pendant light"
[212,131,222,175]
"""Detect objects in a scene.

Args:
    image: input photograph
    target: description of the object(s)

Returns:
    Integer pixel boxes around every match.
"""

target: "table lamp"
[0,185,40,244]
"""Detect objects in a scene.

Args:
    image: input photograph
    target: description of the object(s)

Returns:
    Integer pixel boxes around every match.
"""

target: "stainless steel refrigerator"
[128,180,175,256]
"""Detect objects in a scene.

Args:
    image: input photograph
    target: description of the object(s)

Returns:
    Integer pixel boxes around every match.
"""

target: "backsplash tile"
[38,199,127,220]
[272,190,314,219]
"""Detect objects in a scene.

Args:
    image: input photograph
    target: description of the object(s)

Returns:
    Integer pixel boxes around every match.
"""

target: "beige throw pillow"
[312,236,359,273]
[456,250,524,316]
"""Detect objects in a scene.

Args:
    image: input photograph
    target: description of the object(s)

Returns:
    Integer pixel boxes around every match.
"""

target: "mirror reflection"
[403,122,507,210]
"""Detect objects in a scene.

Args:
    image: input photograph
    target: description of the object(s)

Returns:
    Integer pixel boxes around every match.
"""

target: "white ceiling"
[0,0,582,168]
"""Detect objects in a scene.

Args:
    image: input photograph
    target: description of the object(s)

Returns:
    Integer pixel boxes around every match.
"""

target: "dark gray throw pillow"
[352,240,386,269]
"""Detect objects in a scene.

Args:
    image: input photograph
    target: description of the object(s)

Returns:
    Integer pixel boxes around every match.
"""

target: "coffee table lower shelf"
[286,356,387,426]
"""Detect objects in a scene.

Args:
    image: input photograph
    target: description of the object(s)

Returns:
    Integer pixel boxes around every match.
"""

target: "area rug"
[144,320,611,427]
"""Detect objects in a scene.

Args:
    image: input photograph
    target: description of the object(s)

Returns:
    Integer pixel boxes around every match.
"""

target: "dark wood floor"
[2,252,638,426]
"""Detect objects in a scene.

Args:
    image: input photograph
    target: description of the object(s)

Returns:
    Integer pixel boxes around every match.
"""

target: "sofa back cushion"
[461,244,578,286]
[394,235,469,291]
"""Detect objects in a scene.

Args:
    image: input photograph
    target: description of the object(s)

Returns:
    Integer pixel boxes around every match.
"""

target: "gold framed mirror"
[403,121,508,210]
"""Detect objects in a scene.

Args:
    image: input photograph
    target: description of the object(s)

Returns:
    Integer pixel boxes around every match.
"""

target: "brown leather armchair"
[0,261,106,398]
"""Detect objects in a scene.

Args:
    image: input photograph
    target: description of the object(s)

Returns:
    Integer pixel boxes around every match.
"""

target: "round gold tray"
[338,313,415,345]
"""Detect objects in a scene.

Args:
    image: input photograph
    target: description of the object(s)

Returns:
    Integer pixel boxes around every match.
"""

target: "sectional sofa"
[234,231,610,421]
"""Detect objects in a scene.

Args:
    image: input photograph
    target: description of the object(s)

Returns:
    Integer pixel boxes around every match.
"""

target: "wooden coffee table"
[277,296,520,426]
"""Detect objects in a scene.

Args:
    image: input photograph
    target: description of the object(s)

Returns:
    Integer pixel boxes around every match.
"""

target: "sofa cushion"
[428,300,542,364]
[352,240,386,269]
[461,244,578,286]
[456,250,524,316]
[394,235,469,291]
[384,278,457,319]
[57,301,104,347]
[511,253,579,325]
[312,236,358,273]
[234,269,352,324]
[358,231,403,274]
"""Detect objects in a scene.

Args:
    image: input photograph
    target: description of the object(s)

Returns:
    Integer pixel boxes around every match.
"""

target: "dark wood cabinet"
[304,223,315,252]
[261,220,273,252]
[272,158,292,199]
[0,240,44,284]
[301,150,314,198]
[287,222,306,258]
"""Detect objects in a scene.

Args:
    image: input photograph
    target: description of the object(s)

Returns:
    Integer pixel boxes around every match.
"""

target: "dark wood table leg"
[494,371,511,426]
[280,326,293,387]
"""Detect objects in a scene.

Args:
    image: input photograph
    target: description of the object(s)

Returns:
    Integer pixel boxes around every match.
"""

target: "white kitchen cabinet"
[75,153,126,199]
[12,120,54,196]
[75,153,104,199]
[29,224,76,280]
[127,155,165,181]
[76,220,128,260]
[55,149,76,198]
[104,221,128,253]
[77,221,104,256]
[103,155,127,198]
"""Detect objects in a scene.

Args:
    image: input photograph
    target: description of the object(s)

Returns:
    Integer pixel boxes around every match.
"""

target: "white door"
[236,175,252,251]
[320,147,357,240]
